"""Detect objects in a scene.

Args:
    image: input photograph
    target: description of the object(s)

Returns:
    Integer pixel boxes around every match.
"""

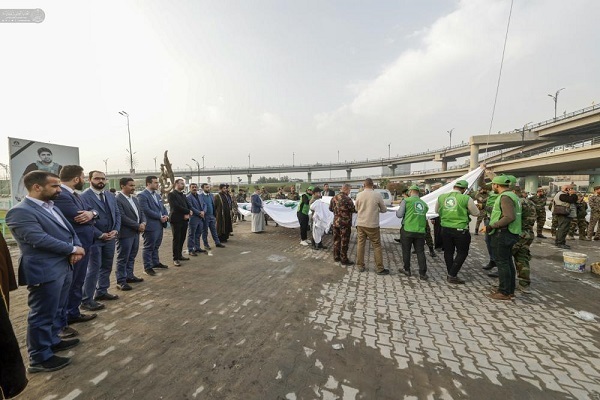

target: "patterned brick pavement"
[5,222,600,399]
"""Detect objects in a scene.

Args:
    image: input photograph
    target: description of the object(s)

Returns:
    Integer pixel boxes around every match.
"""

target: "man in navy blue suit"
[53,165,98,332]
[81,171,122,309]
[186,183,207,256]
[115,177,147,290]
[7,171,85,373]
[137,176,169,276]
[199,183,225,249]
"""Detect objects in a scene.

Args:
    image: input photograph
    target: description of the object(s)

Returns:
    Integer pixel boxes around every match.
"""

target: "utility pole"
[548,88,565,120]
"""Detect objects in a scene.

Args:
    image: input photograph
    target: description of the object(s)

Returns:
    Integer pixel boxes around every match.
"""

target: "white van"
[349,189,393,207]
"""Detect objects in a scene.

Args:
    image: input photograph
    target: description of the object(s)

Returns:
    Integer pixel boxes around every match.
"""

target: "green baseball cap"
[492,175,512,185]
[408,185,420,191]
[307,186,314,191]
[454,180,469,189]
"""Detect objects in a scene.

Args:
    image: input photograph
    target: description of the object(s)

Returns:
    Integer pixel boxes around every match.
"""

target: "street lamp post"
[388,143,391,159]
[202,155,205,170]
[153,156,158,171]
[337,150,340,163]
[192,158,200,183]
[548,88,565,120]
[118,111,135,174]
[186,163,193,184]
[520,122,533,151]
[447,128,454,148]
[248,153,251,168]
[293,152,295,167]
[103,158,109,189]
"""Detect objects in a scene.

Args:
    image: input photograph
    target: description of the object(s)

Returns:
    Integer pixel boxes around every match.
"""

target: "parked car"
[349,188,393,207]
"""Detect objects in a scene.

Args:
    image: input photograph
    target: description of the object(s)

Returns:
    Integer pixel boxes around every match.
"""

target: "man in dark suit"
[53,165,98,332]
[137,176,169,276]
[115,178,146,291]
[323,183,335,197]
[186,183,206,256]
[168,178,192,266]
[7,171,85,373]
[81,171,122,308]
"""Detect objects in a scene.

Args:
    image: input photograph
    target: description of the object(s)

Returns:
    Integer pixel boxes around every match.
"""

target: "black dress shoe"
[216,243,226,248]
[174,260,181,267]
[419,274,429,281]
[487,272,499,278]
[447,276,466,284]
[180,257,190,261]
[197,249,207,253]
[28,355,71,373]
[334,258,341,262]
[81,300,105,311]
[393,238,401,243]
[126,276,144,283]
[377,269,390,275]
[116,283,133,291]
[68,313,97,324]
[205,245,212,250]
[59,326,79,338]
[51,338,80,353]
[399,269,411,277]
[341,260,355,266]
[154,263,169,269]
[482,261,496,270]
[144,268,156,276]
[537,234,547,238]
[95,292,119,301]
[189,251,198,256]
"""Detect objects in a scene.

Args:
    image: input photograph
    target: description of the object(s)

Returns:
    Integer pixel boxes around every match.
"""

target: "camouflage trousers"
[568,217,588,238]
[587,211,600,239]
[475,213,486,232]
[551,217,558,236]
[425,223,434,249]
[231,208,242,223]
[333,224,352,262]
[535,210,546,235]
[512,236,533,287]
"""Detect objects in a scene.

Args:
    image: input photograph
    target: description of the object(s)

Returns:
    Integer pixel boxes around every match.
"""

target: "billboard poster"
[8,137,80,204]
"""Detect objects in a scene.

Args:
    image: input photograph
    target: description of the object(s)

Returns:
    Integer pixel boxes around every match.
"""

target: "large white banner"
[237,166,484,230]
[8,137,80,204]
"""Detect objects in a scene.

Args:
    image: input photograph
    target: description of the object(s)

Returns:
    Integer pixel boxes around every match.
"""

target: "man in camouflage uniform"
[329,183,356,265]
[275,187,287,200]
[529,188,548,238]
[587,185,600,240]
[260,187,272,225]
[511,186,536,293]
[230,189,241,223]
[288,185,300,201]
[568,193,589,240]
[236,189,246,221]
[472,188,489,235]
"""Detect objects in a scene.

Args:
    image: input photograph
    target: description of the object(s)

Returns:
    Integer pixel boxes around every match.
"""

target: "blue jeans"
[142,229,163,270]
[116,235,140,284]
[83,240,116,300]
[202,215,220,246]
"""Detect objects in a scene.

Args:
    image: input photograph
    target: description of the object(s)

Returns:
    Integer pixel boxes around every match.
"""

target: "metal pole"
[248,153,251,168]
[447,128,454,148]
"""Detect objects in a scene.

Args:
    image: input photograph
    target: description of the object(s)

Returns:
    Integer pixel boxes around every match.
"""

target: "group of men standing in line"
[4,168,234,375]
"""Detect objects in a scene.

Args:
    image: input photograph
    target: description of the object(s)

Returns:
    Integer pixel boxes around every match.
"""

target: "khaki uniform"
[587,194,600,239]
[529,195,547,236]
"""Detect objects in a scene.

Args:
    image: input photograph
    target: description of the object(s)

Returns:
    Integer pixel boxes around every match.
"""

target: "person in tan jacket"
[355,178,389,274]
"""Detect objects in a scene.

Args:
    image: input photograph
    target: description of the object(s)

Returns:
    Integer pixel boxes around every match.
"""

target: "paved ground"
[6,220,600,400]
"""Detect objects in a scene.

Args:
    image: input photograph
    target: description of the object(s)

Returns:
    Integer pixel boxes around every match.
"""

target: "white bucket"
[563,252,587,273]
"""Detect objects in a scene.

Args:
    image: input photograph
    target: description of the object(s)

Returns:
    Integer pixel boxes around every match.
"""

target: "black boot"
[429,246,437,257]
[483,261,496,270]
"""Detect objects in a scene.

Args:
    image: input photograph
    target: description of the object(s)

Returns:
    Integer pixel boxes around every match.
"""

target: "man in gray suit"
[7,171,85,373]
[115,177,146,291]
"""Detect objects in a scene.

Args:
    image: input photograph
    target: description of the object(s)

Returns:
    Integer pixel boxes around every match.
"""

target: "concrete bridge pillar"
[307,171,312,183]
[388,164,396,176]
[470,144,480,170]
[346,168,352,180]
[247,174,252,184]
[589,169,600,189]
[441,160,448,171]
[524,175,539,194]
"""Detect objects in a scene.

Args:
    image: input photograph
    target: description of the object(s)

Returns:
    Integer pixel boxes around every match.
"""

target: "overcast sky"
[1,0,599,179]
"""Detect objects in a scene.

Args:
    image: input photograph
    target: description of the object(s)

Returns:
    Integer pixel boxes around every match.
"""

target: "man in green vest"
[435,179,480,284]
[396,185,429,280]
[297,186,313,246]
[485,175,522,300]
